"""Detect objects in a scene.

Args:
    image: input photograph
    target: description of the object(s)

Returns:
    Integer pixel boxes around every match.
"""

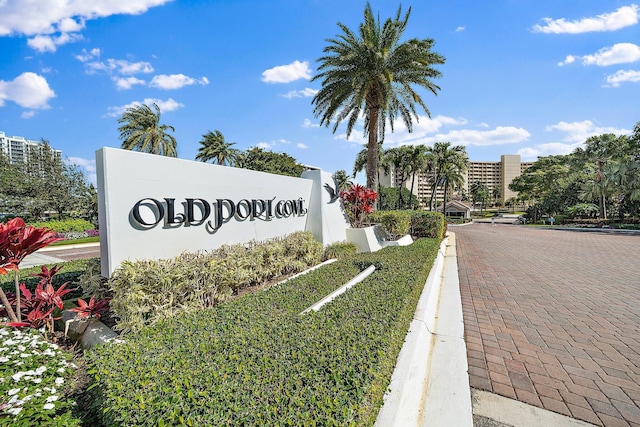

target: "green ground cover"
[84,238,441,426]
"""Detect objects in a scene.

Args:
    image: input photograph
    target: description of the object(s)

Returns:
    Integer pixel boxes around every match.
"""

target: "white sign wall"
[97,148,349,277]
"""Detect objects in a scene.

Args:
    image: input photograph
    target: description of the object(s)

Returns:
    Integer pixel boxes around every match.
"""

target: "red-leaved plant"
[339,184,377,228]
[0,218,62,323]
[6,265,75,332]
[70,296,110,320]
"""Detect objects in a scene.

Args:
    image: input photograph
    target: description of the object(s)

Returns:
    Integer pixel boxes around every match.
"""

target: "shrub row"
[370,210,445,240]
[108,231,323,334]
[85,238,441,426]
[28,219,95,233]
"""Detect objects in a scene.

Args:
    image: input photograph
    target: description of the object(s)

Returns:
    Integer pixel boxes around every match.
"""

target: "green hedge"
[409,211,445,239]
[0,258,95,300]
[85,238,441,426]
[108,231,323,334]
[323,241,358,260]
[28,218,95,233]
[370,211,411,240]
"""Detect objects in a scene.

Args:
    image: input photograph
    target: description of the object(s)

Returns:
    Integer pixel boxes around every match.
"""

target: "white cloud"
[302,118,320,128]
[149,74,209,89]
[533,4,639,34]
[518,142,582,161]
[0,0,172,51]
[114,76,146,90]
[605,69,640,86]
[455,26,465,32]
[75,48,101,62]
[561,43,640,66]
[261,60,311,83]
[106,97,183,117]
[336,128,365,143]
[430,126,530,147]
[27,32,83,52]
[21,110,36,119]
[545,120,630,142]
[0,72,55,109]
[85,58,154,75]
[281,87,318,99]
[297,143,308,149]
[256,142,273,149]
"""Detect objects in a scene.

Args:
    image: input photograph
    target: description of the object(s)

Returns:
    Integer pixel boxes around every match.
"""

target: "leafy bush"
[85,239,440,426]
[108,231,323,334]
[323,241,358,260]
[409,211,446,239]
[28,219,94,234]
[370,210,411,240]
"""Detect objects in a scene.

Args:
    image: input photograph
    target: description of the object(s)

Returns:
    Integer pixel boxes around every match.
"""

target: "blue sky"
[1,1,639,185]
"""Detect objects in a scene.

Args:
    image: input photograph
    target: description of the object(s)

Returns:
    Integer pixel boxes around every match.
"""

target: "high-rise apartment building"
[0,131,62,166]
[380,154,533,207]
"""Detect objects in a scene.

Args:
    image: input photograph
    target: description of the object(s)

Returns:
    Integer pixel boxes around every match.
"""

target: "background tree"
[235,147,304,177]
[377,186,418,211]
[440,161,466,213]
[195,130,239,166]
[428,142,468,211]
[407,144,431,209]
[312,3,445,191]
[118,103,177,157]
[383,146,412,209]
[470,181,490,214]
[332,170,353,191]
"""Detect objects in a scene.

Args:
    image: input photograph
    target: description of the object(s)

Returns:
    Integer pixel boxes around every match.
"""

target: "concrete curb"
[375,233,473,426]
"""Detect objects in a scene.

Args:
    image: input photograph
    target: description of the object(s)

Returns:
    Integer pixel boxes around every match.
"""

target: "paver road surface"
[454,224,640,426]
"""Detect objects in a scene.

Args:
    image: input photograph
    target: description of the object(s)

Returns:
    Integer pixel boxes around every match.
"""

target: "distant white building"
[0,131,62,166]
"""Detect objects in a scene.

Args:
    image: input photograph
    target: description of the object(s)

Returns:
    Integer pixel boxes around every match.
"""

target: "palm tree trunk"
[366,108,379,192]
[409,173,416,209]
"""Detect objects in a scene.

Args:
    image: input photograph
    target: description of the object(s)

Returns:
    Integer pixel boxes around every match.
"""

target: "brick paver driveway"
[454,223,640,426]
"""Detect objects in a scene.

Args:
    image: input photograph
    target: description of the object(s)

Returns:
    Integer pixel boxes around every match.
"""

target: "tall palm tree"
[428,142,468,211]
[312,3,445,191]
[118,103,177,157]
[195,130,239,166]
[384,146,412,209]
[440,161,466,214]
[407,144,430,209]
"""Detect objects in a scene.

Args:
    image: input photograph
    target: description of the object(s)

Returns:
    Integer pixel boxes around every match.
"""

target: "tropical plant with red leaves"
[339,184,378,228]
[5,265,75,332]
[0,218,61,323]
[70,296,111,320]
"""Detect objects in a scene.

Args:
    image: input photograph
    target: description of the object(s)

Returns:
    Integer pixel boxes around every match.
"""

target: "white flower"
[55,377,64,386]
[46,395,58,403]
[32,378,42,384]
[7,407,22,415]
[35,366,47,375]
[7,388,20,396]
[43,403,55,410]
[12,372,24,382]
[0,356,9,362]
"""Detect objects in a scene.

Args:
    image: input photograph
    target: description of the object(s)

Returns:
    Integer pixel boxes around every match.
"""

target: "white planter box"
[346,226,383,253]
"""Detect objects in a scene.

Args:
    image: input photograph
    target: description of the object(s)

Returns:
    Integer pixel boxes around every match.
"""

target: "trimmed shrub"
[85,239,440,426]
[108,231,323,334]
[370,210,411,240]
[409,211,446,239]
[28,219,95,234]
[323,241,358,260]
